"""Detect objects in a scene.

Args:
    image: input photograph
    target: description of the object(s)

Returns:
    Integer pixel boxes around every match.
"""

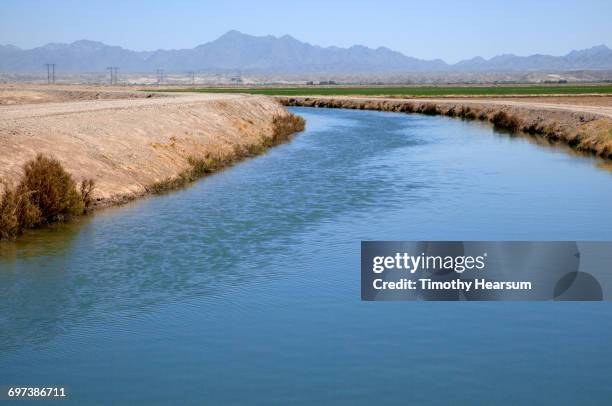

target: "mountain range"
[1,30,611,74]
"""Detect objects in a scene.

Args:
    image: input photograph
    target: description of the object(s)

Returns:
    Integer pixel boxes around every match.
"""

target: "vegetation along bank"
[278,96,612,159]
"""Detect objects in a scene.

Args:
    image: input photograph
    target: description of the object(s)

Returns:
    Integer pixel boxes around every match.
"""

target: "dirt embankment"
[278,96,612,159]
[0,90,300,207]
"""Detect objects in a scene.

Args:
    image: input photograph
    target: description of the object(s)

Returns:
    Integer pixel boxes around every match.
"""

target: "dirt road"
[0,92,251,120]
[0,84,168,105]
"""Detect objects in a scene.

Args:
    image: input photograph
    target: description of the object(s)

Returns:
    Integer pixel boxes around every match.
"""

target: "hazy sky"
[1,0,611,63]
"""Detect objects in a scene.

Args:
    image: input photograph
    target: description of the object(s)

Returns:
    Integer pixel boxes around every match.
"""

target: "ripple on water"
[1,107,612,403]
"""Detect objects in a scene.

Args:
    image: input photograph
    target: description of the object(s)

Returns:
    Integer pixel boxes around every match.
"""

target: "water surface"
[1,107,611,404]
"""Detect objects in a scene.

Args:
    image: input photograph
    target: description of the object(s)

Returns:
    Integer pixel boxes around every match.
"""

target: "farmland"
[164,84,612,97]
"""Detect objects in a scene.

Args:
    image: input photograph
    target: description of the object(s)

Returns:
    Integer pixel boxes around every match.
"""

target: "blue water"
[1,107,612,405]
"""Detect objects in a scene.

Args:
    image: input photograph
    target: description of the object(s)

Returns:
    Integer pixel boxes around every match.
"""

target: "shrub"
[491,111,521,132]
[445,107,457,117]
[0,154,95,241]
[0,182,20,240]
[400,103,414,113]
[80,179,96,212]
[271,113,305,143]
[419,103,441,115]
[459,106,477,120]
[20,154,83,222]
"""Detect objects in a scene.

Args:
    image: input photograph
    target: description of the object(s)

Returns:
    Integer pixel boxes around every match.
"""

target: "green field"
[165,85,612,97]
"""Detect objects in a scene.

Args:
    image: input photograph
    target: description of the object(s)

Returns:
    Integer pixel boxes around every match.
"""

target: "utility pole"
[45,63,56,84]
[156,69,164,85]
[107,66,119,85]
[188,71,195,86]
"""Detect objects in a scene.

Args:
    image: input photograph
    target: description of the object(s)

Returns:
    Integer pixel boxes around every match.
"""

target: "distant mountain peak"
[279,34,298,41]
[589,44,610,51]
[0,44,21,53]
[71,39,111,51]
[1,33,610,74]
[72,39,105,45]
[221,29,244,37]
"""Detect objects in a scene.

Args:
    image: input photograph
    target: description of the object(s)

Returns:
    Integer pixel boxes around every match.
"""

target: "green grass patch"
[161,85,612,97]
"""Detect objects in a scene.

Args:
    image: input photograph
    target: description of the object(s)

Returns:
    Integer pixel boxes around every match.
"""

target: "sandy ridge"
[0,92,289,205]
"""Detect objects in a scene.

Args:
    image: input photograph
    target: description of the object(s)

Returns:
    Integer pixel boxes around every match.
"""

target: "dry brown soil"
[0,85,288,205]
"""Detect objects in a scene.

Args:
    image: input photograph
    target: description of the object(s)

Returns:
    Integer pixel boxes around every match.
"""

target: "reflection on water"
[0,216,88,260]
[501,128,612,171]
[1,107,611,404]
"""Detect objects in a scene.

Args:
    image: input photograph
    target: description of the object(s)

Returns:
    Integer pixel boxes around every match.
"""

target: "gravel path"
[0,92,245,120]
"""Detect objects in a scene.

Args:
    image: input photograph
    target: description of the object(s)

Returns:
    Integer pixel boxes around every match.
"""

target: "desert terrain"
[0,85,293,206]
[2,84,611,209]
[0,84,169,105]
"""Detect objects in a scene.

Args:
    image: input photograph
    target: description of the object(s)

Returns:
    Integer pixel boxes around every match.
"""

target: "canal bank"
[278,96,612,159]
[0,90,304,208]
[0,90,303,240]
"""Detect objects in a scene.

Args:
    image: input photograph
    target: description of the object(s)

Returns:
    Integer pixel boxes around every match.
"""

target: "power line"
[107,66,119,85]
[156,69,165,85]
[45,63,56,84]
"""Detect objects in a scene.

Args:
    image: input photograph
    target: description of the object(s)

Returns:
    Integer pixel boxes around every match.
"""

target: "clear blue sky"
[1,0,610,63]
